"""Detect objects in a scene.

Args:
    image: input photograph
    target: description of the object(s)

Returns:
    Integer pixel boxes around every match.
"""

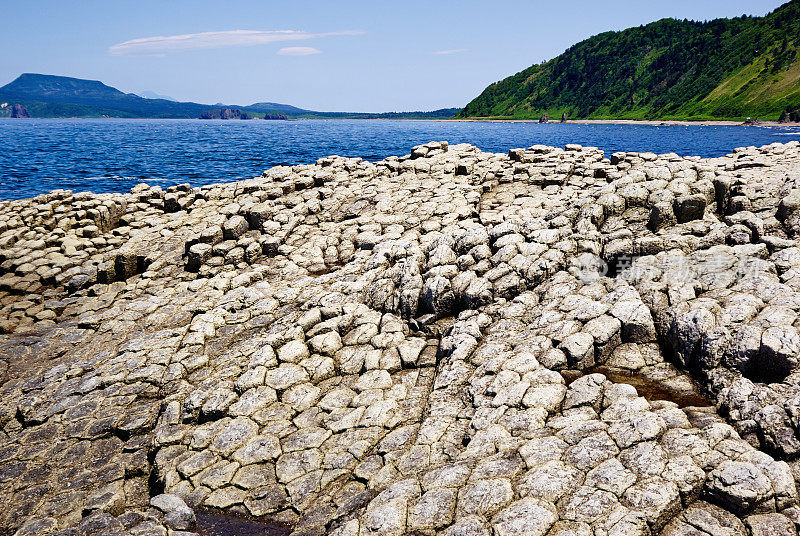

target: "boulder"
[649,202,677,231]
[423,276,455,317]
[744,513,795,536]
[186,243,212,272]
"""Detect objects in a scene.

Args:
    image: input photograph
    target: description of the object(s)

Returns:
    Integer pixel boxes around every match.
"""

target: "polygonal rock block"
[705,461,776,516]
[186,243,212,272]
[674,194,707,223]
[114,249,138,280]
[222,215,249,240]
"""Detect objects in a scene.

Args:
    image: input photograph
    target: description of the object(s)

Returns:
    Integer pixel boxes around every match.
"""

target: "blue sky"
[0,0,786,111]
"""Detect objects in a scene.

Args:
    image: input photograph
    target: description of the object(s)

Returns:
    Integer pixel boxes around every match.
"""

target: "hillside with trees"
[458,0,800,120]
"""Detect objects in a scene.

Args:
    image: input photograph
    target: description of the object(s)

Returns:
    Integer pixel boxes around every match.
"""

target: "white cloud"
[109,29,361,56]
[434,48,467,55]
[277,46,321,56]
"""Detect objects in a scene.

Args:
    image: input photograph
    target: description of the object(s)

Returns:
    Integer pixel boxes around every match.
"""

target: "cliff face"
[198,107,253,120]
[3,141,800,535]
[196,108,289,120]
[9,103,29,118]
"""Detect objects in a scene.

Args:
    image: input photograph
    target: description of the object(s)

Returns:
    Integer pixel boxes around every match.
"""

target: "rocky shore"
[2,139,800,535]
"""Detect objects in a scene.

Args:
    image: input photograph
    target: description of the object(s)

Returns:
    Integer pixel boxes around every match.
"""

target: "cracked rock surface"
[2,140,800,535]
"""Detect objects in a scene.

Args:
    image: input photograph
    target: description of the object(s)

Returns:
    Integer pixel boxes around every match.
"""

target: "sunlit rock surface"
[2,140,800,535]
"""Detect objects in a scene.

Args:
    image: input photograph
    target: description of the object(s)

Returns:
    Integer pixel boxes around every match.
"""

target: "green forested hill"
[458,0,800,120]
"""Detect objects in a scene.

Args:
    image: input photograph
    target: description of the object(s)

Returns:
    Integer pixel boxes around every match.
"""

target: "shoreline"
[3,116,800,127]
[430,118,800,127]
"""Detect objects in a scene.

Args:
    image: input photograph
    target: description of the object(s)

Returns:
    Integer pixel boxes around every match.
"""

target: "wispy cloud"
[277,46,321,56]
[110,29,362,56]
[434,48,467,55]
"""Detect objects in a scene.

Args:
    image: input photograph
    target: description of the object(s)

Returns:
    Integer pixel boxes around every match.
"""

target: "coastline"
[3,116,800,127]
[430,118,800,127]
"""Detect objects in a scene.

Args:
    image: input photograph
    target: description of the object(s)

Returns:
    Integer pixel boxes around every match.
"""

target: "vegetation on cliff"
[458,0,800,120]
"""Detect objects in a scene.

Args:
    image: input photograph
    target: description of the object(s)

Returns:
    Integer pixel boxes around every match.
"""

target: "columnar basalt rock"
[1,140,800,535]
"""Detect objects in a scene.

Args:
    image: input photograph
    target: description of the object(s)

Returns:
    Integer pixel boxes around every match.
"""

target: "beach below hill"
[439,118,800,127]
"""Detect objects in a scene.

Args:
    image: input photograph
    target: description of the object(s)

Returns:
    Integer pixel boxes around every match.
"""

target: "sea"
[1,118,799,201]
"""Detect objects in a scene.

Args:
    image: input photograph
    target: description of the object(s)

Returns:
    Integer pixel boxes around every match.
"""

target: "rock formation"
[2,140,800,535]
[198,108,254,120]
[781,110,800,124]
[10,104,29,118]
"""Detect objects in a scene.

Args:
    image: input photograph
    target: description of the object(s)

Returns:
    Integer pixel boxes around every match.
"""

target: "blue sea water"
[1,118,799,200]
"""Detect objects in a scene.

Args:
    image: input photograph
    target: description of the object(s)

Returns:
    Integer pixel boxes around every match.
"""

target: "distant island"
[0,73,459,120]
[458,0,800,121]
[197,108,287,120]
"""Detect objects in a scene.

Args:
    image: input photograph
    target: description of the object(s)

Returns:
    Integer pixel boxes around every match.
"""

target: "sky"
[0,0,788,112]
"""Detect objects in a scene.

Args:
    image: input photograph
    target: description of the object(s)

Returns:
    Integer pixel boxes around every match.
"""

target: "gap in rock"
[562,365,712,408]
[602,253,629,279]
[147,444,166,498]
[194,509,291,536]
[742,359,794,385]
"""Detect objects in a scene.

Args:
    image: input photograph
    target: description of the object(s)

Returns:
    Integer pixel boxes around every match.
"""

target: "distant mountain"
[285,108,463,120]
[0,74,215,118]
[458,0,800,120]
[3,73,127,101]
[0,73,460,119]
[136,90,176,101]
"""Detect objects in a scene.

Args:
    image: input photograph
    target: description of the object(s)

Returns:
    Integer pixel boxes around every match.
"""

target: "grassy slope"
[458,0,800,121]
[694,46,800,118]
